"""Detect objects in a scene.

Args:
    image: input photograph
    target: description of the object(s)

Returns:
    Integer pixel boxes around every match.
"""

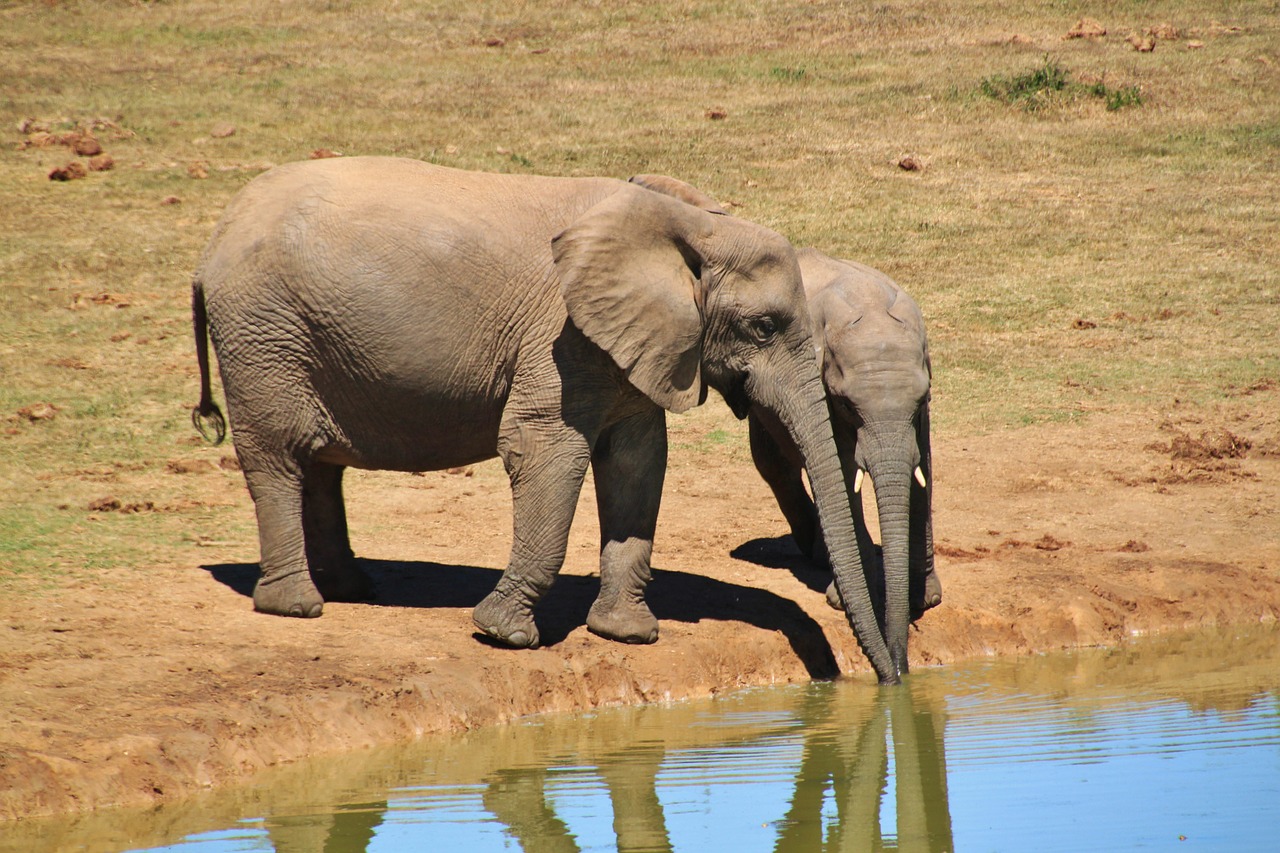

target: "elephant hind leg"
[242,456,324,618]
[302,462,373,603]
[587,408,665,645]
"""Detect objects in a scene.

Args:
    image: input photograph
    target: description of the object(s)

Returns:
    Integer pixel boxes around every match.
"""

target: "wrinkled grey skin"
[748,250,938,678]
[192,158,902,683]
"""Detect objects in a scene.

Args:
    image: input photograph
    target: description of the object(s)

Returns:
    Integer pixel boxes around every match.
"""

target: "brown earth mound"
[2,400,1278,821]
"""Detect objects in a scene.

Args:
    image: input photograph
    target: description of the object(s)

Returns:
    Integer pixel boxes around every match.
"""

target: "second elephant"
[749,249,940,677]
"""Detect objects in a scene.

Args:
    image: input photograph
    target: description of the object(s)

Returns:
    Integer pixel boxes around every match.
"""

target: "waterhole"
[14,624,1280,852]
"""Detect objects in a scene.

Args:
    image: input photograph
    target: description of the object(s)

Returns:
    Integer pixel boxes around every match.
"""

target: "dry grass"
[1,0,1277,577]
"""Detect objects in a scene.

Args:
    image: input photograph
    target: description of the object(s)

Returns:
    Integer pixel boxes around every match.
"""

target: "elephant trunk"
[858,424,919,677]
[762,367,899,684]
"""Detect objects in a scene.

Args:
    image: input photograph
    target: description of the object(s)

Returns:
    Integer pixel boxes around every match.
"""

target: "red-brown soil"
[2,396,1278,822]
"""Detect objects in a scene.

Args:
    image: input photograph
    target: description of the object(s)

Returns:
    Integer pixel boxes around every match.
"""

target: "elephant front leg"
[243,459,325,618]
[473,420,590,649]
[749,411,821,559]
[587,409,665,645]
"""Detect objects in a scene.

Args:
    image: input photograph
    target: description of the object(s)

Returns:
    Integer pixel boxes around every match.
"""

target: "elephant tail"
[191,278,227,445]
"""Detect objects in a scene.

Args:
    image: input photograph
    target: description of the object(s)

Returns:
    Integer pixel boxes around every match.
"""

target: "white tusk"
[854,469,865,493]
[914,466,928,488]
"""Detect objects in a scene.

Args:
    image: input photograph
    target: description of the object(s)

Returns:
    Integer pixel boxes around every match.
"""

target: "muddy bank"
[2,406,1278,822]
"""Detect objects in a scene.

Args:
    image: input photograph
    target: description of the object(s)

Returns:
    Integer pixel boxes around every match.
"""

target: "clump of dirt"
[167,459,217,474]
[86,496,157,513]
[1065,18,1107,39]
[49,161,89,181]
[1227,377,1278,397]
[1113,427,1259,488]
[1127,31,1157,52]
[1000,534,1072,552]
[17,117,131,181]
[15,402,61,421]
[1152,429,1252,462]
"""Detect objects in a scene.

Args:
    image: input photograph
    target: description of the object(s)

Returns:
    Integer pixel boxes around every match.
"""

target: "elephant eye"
[750,316,779,343]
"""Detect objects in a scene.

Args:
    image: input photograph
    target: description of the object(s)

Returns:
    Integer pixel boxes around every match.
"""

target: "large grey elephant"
[191,157,902,683]
[749,249,938,677]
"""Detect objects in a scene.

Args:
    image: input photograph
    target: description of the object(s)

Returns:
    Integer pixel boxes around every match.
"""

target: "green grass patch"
[981,58,1143,112]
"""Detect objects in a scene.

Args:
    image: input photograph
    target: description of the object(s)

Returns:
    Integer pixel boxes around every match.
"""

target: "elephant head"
[801,249,935,678]
[551,178,900,683]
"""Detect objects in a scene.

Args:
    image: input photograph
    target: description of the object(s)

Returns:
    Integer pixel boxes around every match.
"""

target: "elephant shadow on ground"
[731,535,829,594]
[202,557,840,679]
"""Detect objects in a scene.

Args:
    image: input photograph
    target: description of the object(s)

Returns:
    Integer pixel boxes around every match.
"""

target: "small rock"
[1187,40,1205,50]
[897,155,923,172]
[210,123,237,138]
[309,148,341,159]
[1072,318,1097,330]
[1147,22,1179,40]
[87,154,115,172]
[705,108,728,120]
[161,195,182,205]
[483,37,506,47]
[49,162,88,181]
[187,162,208,179]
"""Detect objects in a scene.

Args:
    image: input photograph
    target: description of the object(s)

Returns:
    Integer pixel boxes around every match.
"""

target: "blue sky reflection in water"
[99,625,1280,853]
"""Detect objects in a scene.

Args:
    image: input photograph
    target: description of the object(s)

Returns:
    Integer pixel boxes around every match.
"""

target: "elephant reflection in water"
[254,685,949,853]
[477,686,951,853]
[776,688,953,852]
[483,750,671,853]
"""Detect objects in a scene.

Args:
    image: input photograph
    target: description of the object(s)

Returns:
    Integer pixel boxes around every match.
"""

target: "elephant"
[190,157,903,683]
[748,249,939,678]
[623,176,937,677]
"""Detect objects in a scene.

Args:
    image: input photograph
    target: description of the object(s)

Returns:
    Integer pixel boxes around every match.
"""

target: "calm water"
[11,625,1280,853]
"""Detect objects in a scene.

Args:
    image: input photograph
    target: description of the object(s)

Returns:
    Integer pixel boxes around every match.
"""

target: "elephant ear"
[553,184,715,413]
[628,174,728,215]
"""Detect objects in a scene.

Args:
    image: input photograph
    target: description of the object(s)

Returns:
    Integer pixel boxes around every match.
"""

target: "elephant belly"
[312,374,508,473]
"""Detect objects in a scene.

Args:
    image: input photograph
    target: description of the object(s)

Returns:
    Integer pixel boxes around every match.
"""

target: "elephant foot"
[254,570,324,618]
[911,570,943,621]
[587,597,659,645]
[473,590,540,648]
[824,580,843,611]
[312,561,374,603]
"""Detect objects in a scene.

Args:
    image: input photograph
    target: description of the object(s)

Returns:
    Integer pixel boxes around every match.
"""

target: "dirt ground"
[2,392,1279,823]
